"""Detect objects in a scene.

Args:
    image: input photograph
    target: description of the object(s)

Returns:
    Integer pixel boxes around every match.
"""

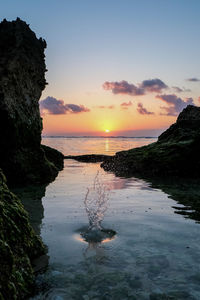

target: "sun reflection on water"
[73,233,115,244]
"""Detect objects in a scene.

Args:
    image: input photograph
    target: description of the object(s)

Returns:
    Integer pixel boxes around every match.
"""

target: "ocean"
[14,137,200,299]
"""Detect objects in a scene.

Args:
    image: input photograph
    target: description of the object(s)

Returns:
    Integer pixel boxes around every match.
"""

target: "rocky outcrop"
[64,154,112,163]
[0,168,46,299]
[0,18,63,185]
[102,105,200,177]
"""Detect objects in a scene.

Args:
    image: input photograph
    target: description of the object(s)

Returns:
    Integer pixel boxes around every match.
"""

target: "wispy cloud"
[96,105,115,109]
[137,103,154,115]
[156,94,194,116]
[40,96,90,115]
[103,78,168,96]
[187,78,200,82]
[172,86,191,93]
[120,101,133,109]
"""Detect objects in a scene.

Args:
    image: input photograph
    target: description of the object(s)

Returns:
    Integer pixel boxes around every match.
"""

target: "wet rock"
[65,154,112,163]
[0,18,63,186]
[0,168,46,299]
[102,105,200,178]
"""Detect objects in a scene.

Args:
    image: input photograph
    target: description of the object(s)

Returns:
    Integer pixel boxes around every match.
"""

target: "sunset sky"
[1,0,200,136]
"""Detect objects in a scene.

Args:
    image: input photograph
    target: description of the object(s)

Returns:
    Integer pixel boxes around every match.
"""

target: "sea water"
[14,137,200,299]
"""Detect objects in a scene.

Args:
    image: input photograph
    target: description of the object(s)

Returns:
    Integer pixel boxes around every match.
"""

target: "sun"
[105,129,110,133]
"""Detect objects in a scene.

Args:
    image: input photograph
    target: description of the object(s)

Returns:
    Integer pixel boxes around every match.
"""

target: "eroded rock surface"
[102,105,200,177]
[0,169,46,299]
[0,18,63,185]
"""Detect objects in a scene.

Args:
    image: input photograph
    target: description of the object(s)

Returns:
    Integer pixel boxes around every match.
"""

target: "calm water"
[15,138,200,300]
[42,137,157,156]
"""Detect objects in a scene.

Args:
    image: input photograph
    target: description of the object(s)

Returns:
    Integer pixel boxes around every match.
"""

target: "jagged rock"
[0,168,46,299]
[0,18,63,185]
[102,105,200,177]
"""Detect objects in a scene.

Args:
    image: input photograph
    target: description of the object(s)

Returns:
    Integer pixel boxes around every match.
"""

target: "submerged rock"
[80,227,116,243]
[102,105,200,178]
[0,168,46,299]
[0,18,63,185]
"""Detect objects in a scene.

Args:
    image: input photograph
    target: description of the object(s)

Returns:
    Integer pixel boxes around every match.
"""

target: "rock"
[0,168,46,299]
[41,144,64,170]
[102,105,200,178]
[64,154,112,163]
[0,18,63,186]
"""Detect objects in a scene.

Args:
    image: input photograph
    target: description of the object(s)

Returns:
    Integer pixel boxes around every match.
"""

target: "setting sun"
[105,129,110,133]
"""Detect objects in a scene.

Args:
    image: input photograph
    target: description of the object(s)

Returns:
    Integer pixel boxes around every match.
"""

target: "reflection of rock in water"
[12,184,50,274]
[148,177,200,223]
[82,172,116,242]
[11,184,47,235]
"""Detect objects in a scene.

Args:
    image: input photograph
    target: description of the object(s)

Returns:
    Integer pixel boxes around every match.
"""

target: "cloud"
[137,103,154,115]
[121,101,133,107]
[156,94,194,116]
[120,101,133,109]
[96,105,115,109]
[103,80,144,96]
[103,78,168,96]
[140,78,168,93]
[40,96,90,115]
[187,78,200,82]
[172,86,191,93]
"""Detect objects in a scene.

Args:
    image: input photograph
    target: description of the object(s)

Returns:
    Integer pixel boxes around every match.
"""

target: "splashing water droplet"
[84,171,109,231]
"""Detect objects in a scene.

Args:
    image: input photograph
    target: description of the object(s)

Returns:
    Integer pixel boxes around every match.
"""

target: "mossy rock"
[0,169,46,299]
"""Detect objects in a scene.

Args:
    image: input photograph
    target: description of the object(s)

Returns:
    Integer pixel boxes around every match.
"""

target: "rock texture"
[0,168,45,299]
[0,18,63,185]
[102,105,200,177]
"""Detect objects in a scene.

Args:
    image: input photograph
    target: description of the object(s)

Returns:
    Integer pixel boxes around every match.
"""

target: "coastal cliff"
[0,18,63,186]
[0,18,64,299]
[102,105,200,177]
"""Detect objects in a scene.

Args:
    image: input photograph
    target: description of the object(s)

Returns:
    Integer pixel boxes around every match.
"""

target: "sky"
[1,0,200,136]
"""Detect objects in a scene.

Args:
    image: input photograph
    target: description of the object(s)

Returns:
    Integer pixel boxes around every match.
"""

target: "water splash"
[81,171,116,243]
[84,171,109,231]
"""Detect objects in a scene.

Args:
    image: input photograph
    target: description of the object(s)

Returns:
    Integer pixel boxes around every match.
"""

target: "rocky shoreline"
[65,106,200,179]
[101,105,200,178]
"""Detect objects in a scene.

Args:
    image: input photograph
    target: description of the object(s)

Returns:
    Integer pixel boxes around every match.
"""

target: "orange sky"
[41,92,177,136]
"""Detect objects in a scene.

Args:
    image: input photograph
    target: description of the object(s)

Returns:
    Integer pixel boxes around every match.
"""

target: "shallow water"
[14,138,200,299]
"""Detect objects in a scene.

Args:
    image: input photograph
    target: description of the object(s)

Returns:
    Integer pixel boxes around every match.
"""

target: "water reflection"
[12,184,47,235]
[105,163,200,223]
[105,138,109,153]
[149,177,200,223]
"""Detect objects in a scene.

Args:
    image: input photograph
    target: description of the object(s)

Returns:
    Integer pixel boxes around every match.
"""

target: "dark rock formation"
[102,105,200,177]
[0,18,63,185]
[0,168,46,299]
[64,154,112,163]
[42,144,64,170]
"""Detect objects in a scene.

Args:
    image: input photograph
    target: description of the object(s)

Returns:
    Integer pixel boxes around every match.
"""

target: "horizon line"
[42,135,158,139]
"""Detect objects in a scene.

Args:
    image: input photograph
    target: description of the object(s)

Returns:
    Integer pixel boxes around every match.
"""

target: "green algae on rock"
[102,105,200,178]
[0,169,46,299]
[0,18,63,186]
